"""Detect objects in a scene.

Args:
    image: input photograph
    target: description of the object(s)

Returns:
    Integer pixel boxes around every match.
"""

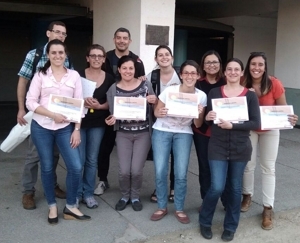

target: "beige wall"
[214,16,277,74]
[93,0,141,55]
[93,0,175,75]
[275,0,300,88]
[139,0,176,74]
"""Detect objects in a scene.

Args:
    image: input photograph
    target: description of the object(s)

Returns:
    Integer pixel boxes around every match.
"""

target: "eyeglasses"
[89,54,105,59]
[51,30,67,37]
[181,72,198,77]
[204,61,220,66]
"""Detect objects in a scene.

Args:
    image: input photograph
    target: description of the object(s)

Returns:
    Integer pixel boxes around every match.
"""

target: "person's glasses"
[51,30,67,37]
[182,72,198,77]
[204,61,220,66]
[89,54,105,59]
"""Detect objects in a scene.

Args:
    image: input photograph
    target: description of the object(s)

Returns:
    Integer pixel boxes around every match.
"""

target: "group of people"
[17,20,298,241]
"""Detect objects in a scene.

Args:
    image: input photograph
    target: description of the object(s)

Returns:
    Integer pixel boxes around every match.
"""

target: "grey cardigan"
[106,80,155,134]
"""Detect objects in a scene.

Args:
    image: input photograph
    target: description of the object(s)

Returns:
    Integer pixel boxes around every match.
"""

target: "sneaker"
[132,200,143,211]
[22,193,36,210]
[82,197,98,209]
[115,199,130,211]
[221,230,235,241]
[200,225,212,240]
[94,181,108,196]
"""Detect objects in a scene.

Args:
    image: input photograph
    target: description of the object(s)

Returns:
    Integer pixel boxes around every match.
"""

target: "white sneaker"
[94,181,106,196]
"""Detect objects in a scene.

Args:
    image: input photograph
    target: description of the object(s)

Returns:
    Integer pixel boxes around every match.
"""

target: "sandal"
[150,189,157,203]
[168,190,174,203]
[174,211,190,224]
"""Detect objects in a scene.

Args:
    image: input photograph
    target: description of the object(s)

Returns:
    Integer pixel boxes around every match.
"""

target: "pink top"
[26,67,84,130]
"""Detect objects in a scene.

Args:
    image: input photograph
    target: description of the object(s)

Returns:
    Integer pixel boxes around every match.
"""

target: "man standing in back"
[17,21,71,209]
[94,27,145,195]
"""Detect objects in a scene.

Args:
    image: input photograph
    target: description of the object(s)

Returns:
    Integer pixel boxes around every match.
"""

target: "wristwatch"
[74,128,80,131]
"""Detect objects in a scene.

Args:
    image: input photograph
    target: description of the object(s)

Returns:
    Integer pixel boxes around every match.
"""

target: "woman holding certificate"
[199,58,260,241]
[241,52,298,230]
[193,50,226,203]
[146,45,181,204]
[106,55,157,212]
[150,60,207,224]
[26,39,90,224]
[77,44,114,209]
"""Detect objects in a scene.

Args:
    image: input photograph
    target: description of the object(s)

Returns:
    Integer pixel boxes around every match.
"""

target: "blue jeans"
[193,132,210,199]
[31,120,82,207]
[21,135,59,194]
[152,129,193,211]
[199,160,247,232]
[78,127,105,199]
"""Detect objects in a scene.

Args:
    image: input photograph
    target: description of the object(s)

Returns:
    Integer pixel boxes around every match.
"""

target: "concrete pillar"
[275,0,300,119]
[93,0,176,74]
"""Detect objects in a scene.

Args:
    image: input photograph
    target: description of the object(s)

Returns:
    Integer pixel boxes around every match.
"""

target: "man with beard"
[94,27,146,196]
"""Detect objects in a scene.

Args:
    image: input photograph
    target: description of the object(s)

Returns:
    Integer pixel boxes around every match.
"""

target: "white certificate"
[113,96,147,120]
[81,77,96,98]
[48,94,84,123]
[260,105,294,130]
[212,96,249,124]
[81,77,97,114]
[165,92,199,118]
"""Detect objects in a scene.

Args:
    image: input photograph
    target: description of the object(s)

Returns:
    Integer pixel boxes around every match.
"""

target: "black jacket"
[103,50,145,81]
[206,87,260,161]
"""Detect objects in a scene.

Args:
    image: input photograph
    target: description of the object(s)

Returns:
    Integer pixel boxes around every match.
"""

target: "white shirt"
[153,85,207,134]
[146,69,181,94]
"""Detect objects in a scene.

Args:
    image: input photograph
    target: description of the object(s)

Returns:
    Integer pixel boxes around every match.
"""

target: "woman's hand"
[84,97,100,109]
[206,111,216,121]
[146,95,157,105]
[198,104,204,114]
[218,118,233,129]
[137,76,146,81]
[53,113,68,123]
[158,107,168,117]
[288,114,298,126]
[70,130,81,149]
[105,115,116,126]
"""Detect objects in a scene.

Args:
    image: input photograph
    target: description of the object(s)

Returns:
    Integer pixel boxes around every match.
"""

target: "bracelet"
[74,127,80,131]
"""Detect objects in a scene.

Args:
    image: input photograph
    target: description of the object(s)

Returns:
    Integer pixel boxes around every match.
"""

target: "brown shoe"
[174,211,190,224]
[54,185,66,199]
[262,206,273,230]
[241,194,252,212]
[150,209,168,221]
[22,193,36,210]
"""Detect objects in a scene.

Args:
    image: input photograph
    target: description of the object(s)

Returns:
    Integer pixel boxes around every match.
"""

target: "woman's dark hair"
[116,55,135,81]
[200,50,223,79]
[225,57,244,71]
[155,45,173,58]
[179,60,200,74]
[39,39,67,75]
[117,55,135,68]
[86,44,106,67]
[243,52,272,95]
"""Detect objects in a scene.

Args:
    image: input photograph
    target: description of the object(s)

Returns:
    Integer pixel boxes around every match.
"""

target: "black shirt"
[78,70,114,128]
[104,50,145,81]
